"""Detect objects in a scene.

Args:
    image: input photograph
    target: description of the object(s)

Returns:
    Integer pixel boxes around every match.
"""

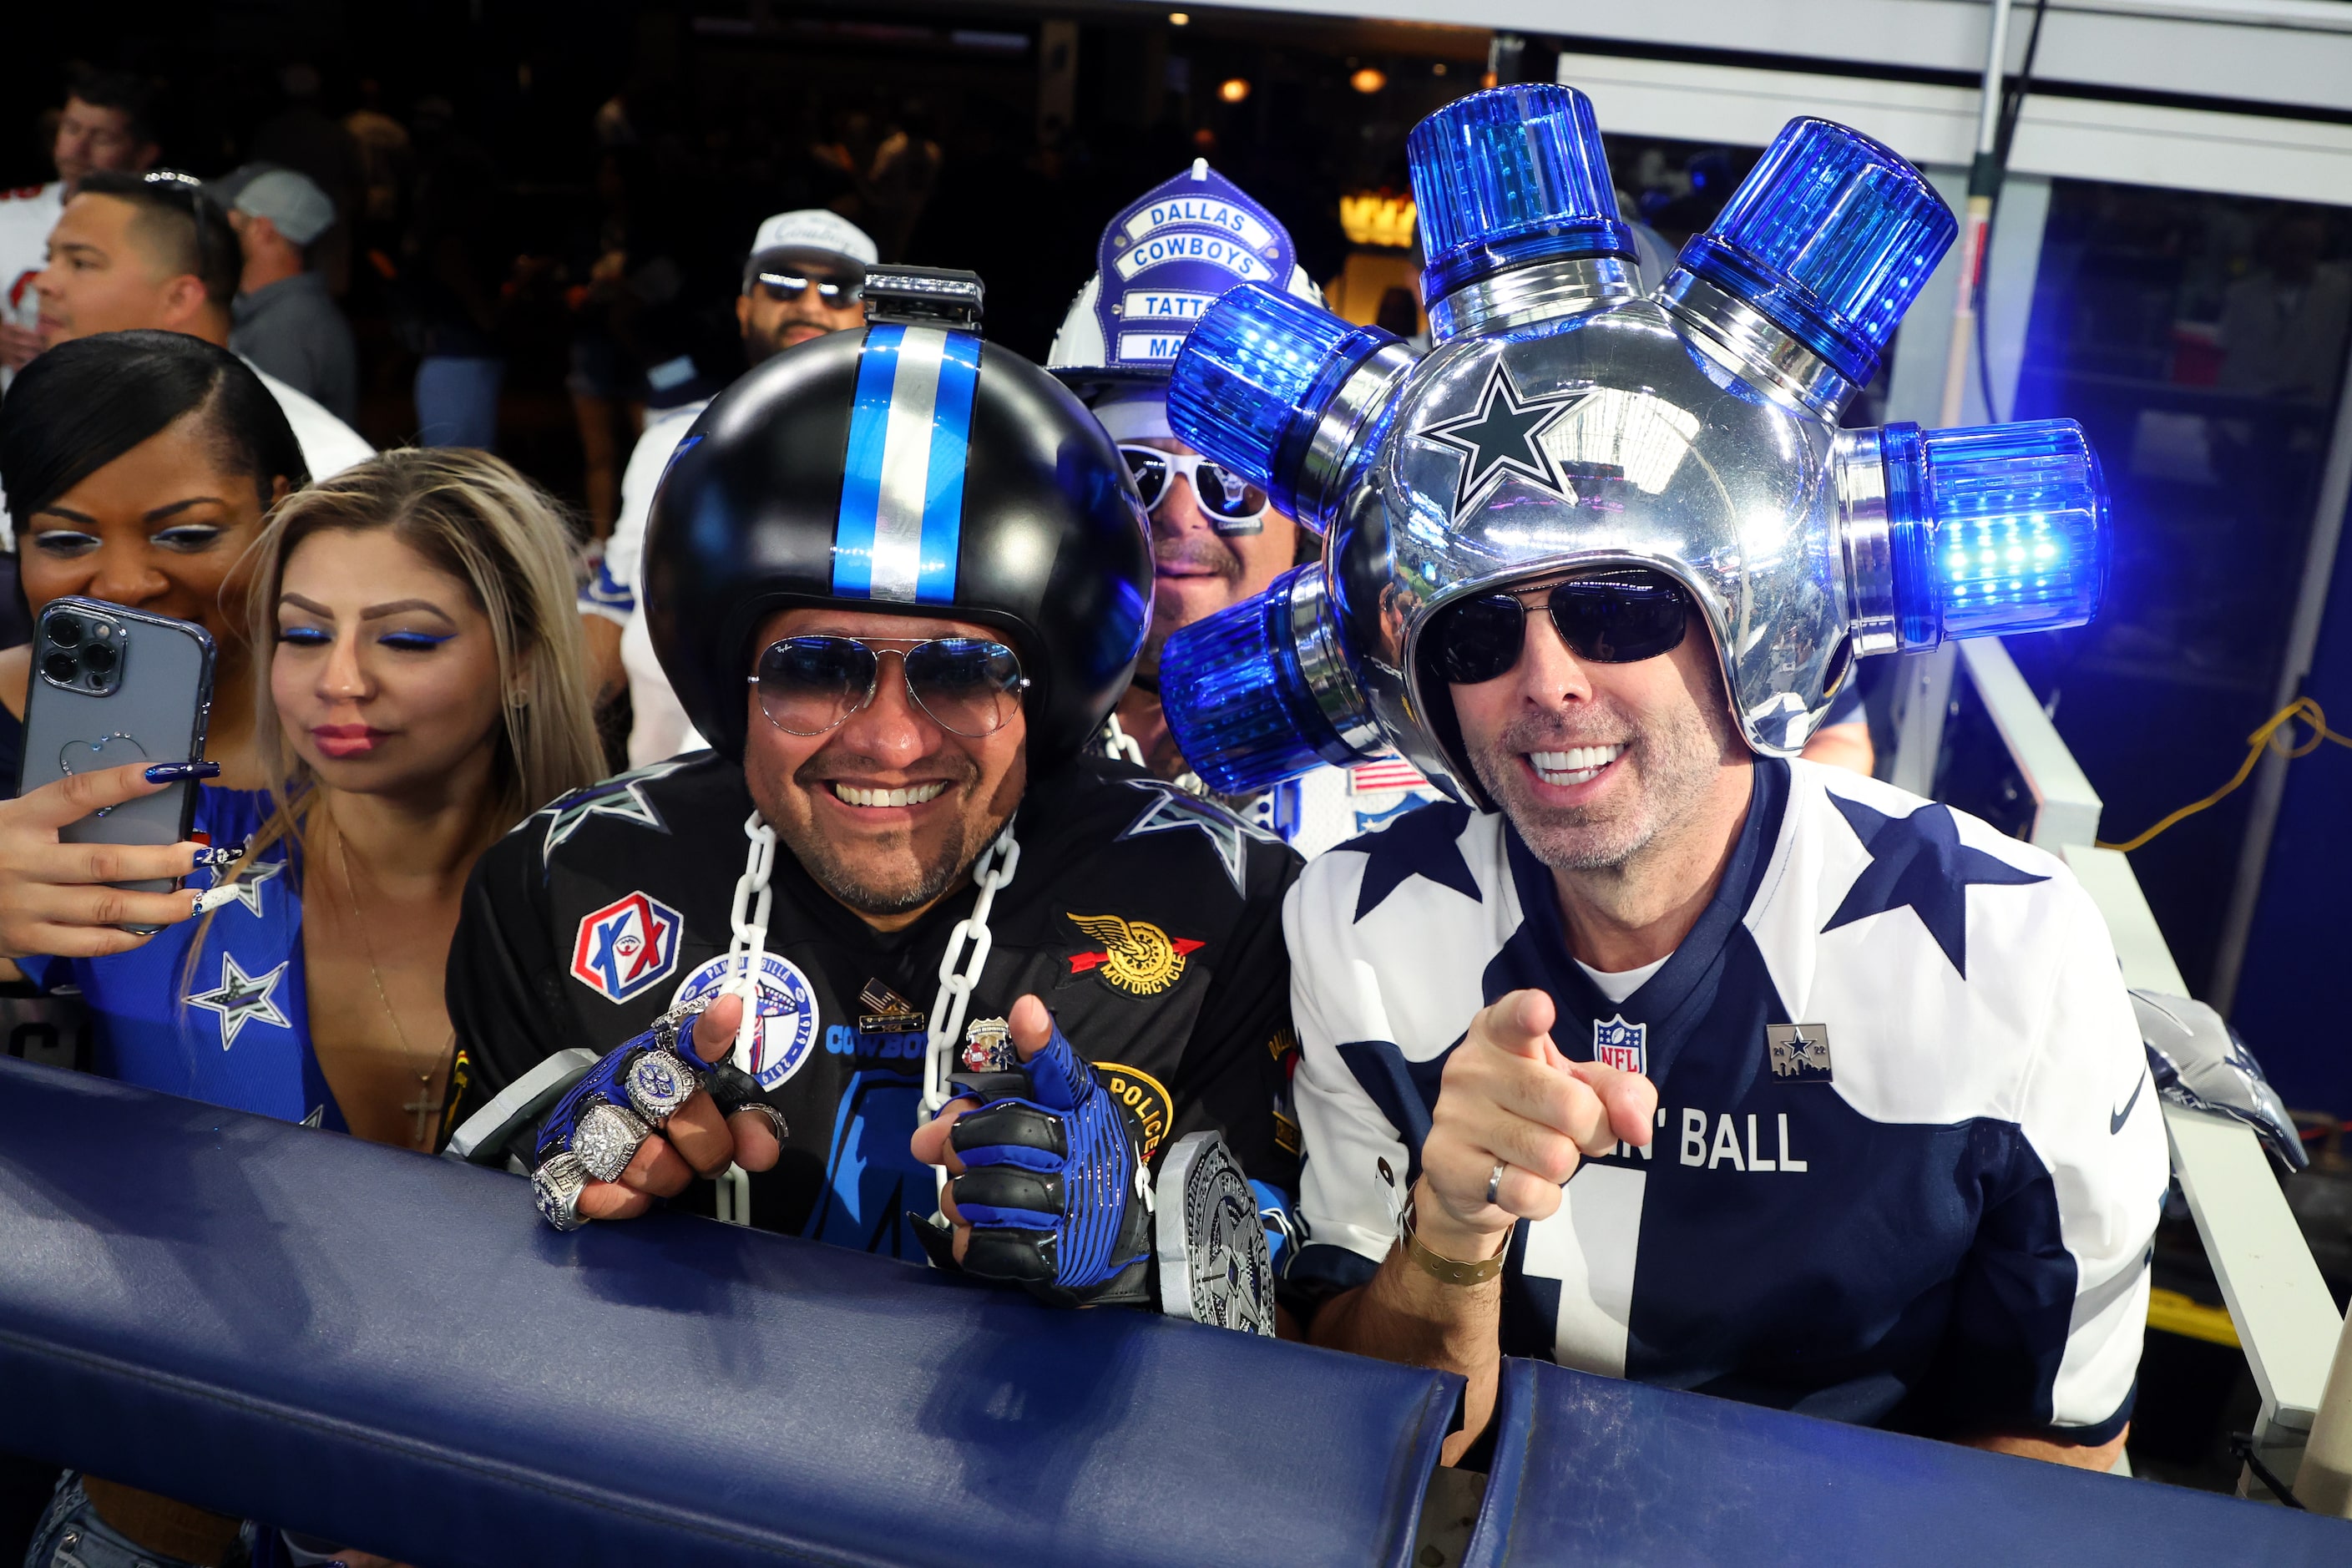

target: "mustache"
[794,745,981,790]
[1493,711,1636,752]
[1153,536,1246,579]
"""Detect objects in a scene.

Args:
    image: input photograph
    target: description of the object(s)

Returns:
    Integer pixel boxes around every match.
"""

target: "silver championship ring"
[625,1049,701,1125]
[1154,1130,1274,1336]
[650,995,713,1056]
[533,1151,591,1232]
[572,1101,652,1183]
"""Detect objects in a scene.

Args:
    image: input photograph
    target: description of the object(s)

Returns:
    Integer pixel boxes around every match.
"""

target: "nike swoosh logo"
[2111,1075,2144,1135]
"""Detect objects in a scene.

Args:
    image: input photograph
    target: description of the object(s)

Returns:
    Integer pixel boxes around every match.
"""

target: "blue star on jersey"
[1117,779,1272,894]
[1350,802,1482,922]
[1821,794,2047,978]
[532,756,696,862]
[187,952,293,1049]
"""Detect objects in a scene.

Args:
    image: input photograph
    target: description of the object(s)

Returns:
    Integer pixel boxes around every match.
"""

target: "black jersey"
[443,751,1304,1261]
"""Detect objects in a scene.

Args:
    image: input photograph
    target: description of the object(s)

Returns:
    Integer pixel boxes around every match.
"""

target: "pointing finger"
[690,993,743,1066]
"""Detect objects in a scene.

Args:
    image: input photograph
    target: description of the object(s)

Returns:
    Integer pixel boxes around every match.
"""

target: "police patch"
[1593,1014,1647,1076]
[570,892,685,1003]
[1095,1060,1174,1161]
[1766,1023,1834,1083]
[673,952,822,1091]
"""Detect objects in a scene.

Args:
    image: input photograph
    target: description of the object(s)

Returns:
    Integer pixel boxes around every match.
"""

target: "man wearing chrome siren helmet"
[1047,159,1447,853]
[439,269,1300,1333]
[1160,89,2164,1462]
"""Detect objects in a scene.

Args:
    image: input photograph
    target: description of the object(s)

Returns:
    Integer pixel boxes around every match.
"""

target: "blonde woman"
[0,448,602,1150]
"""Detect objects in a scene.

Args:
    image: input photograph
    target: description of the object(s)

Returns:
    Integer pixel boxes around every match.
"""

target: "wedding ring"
[726,1101,789,1143]
[532,1151,591,1232]
[625,1050,701,1125]
[572,1101,652,1182]
[1485,1161,1507,1207]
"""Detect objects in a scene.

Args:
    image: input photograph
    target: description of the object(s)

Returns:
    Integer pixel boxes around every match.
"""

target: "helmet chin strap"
[721,808,1024,1209]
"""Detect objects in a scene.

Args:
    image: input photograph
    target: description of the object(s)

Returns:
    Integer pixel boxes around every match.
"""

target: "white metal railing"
[1921,636,2348,1506]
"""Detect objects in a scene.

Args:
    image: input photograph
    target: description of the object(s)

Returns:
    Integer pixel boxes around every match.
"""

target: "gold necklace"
[331,820,454,1149]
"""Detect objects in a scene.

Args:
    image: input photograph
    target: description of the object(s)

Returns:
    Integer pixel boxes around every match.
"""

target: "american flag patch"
[1349,756,1429,794]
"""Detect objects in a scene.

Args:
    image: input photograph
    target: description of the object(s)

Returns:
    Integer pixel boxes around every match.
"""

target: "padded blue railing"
[0,1059,1459,1568]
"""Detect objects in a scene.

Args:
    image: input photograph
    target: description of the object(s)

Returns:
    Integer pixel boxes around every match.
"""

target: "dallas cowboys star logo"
[1349,802,1481,923]
[187,952,293,1049]
[205,856,283,918]
[1415,360,1591,518]
[530,756,697,862]
[1118,780,1278,894]
[1820,793,2047,979]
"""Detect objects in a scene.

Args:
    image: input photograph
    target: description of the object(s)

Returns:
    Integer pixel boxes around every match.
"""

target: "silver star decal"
[530,756,698,862]
[206,857,284,918]
[1117,779,1279,895]
[187,953,292,1050]
[1415,360,1591,518]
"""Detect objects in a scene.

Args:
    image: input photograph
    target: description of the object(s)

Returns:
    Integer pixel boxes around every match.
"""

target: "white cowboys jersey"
[1286,756,2166,1443]
[1243,755,1449,861]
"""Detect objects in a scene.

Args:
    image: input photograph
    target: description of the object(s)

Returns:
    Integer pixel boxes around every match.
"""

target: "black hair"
[0,331,307,524]
[75,169,239,307]
[65,69,159,149]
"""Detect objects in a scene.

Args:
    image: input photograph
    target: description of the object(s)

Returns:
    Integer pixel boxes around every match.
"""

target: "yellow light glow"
[1168,11,1190,24]
[1350,67,1388,94]
[1219,77,1251,104]
[1339,192,1418,250]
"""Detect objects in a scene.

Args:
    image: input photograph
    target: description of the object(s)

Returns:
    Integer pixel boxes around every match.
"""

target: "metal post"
[2208,328,2352,1012]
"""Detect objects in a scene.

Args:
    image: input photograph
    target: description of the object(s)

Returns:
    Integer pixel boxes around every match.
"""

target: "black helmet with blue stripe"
[642,269,1152,767]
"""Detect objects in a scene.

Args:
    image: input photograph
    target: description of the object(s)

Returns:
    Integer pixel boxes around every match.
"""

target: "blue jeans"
[23,1474,253,1568]
[413,355,504,449]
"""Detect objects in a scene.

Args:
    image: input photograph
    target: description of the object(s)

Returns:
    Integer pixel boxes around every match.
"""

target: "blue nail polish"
[145,761,223,782]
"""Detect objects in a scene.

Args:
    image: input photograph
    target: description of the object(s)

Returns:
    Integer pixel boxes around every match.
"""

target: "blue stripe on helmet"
[831,323,907,599]
[914,331,982,604]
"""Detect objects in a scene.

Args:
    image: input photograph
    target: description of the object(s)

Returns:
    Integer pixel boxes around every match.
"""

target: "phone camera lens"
[80,643,118,675]
[47,616,82,647]
[42,651,79,684]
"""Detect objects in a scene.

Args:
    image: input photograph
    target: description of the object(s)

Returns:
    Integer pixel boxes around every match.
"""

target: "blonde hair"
[238,447,604,856]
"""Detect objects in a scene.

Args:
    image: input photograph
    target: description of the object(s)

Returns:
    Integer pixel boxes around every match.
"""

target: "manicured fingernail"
[144,761,222,782]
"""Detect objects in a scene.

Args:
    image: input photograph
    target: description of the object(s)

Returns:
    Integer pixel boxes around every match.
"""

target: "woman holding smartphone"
[0,392,602,1568]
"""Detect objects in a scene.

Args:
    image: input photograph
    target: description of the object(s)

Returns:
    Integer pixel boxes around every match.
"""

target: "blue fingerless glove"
[948,1013,1152,1305]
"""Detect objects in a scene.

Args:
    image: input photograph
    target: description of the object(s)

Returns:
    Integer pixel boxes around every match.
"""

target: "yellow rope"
[2098,696,2352,854]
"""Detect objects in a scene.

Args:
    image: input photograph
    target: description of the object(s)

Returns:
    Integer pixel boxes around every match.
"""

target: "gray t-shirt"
[230,271,359,424]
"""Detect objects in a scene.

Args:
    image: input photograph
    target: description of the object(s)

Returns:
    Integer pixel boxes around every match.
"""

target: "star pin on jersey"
[1158,87,2112,803]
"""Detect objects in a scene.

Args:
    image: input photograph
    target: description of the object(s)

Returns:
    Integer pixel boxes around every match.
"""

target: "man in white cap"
[579,209,878,763]
[220,164,358,422]
[1046,160,1449,857]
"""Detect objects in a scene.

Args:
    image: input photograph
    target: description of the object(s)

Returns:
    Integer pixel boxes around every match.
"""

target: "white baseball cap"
[746,210,878,267]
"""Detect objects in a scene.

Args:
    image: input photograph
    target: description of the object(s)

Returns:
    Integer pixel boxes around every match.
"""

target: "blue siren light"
[1159,564,1383,796]
[1409,84,1635,304]
[1167,284,1402,531]
[1677,119,1955,387]
[1883,418,2108,648]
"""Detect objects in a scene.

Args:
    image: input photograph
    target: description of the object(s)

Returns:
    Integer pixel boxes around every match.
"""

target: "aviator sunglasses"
[1426,569,1692,685]
[1117,445,1271,534]
[751,635,1029,738]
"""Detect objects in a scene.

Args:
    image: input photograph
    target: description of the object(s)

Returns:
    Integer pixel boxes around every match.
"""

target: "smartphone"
[18,597,216,923]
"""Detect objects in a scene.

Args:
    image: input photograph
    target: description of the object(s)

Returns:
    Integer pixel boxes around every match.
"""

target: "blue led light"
[1677,119,1955,387]
[1883,418,2108,646]
[1167,284,1399,529]
[1160,564,1376,794]
[1407,84,1635,305]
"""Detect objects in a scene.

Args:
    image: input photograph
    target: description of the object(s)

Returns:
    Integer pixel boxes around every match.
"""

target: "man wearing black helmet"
[441,273,1300,1323]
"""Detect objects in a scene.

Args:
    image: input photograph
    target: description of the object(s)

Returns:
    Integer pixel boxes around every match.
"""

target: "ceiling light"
[1169,11,1190,23]
[1350,67,1388,94]
[1220,78,1251,104]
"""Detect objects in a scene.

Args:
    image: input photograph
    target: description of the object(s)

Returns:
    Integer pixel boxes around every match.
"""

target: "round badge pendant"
[1154,1130,1274,1336]
[671,953,822,1091]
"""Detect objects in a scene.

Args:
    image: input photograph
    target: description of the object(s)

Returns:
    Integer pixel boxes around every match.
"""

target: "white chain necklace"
[717,808,1022,1216]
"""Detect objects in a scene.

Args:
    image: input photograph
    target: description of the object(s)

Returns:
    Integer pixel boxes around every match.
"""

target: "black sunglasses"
[750,635,1027,738]
[1426,570,1692,685]
[751,271,862,306]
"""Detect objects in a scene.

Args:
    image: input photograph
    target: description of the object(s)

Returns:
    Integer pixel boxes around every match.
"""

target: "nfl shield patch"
[569,891,685,1004]
[1593,1014,1647,1075]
